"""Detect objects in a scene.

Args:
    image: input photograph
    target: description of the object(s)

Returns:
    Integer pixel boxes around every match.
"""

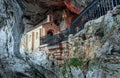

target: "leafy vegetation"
[68,58,85,68]
[62,63,67,78]
[61,58,85,78]
[112,25,116,29]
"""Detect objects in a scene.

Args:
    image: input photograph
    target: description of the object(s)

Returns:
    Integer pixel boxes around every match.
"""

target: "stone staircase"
[52,49,64,60]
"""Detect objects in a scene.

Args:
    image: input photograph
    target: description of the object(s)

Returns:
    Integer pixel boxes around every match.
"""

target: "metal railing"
[40,0,120,46]
[40,29,69,46]
[70,0,120,34]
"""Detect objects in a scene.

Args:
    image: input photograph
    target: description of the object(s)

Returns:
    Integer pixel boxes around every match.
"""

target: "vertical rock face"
[0,1,60,77]
[65,6,120,78]
[64,0,92,14]
[0,1,58,77]
[0,0,25,77]
[0,0,93,78]
[2,0,120,78]
[0,0,24,57]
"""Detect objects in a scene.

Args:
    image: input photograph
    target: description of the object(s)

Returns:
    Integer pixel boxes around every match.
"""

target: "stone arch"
[47,29,54,36]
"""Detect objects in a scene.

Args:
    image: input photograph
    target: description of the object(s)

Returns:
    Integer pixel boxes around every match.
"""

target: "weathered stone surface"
[71,66,84,78]
[1,0,120,78]
[64,0,92,14]
[17,0,92,25]
[0,0,60,78]
[66,5,120,78]
[112,5,120,15]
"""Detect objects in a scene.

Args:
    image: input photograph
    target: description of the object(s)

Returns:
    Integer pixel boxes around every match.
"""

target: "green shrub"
[112,25,116,29]
[62,63,67,78]
[68,58,85,67]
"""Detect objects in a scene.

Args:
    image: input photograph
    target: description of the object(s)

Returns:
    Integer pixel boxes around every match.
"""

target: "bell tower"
[62,10,67,20]
[47,14,53,22]
[60,10,68,31]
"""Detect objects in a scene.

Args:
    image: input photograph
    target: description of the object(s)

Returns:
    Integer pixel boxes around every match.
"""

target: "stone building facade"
[25,14,60,51]
[25,11,71,62]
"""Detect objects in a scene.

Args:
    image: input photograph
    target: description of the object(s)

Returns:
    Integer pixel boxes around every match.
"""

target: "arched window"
[47,30,53,36]
[46,30,54,42]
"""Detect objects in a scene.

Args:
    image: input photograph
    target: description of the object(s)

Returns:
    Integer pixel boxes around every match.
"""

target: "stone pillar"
[26,34,28,49]
[32,32,34,51]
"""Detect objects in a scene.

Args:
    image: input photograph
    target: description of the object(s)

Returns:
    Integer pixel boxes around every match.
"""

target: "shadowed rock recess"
[0,0,120,78]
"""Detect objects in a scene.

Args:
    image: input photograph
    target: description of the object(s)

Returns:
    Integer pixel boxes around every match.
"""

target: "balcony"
[40,29,69,46]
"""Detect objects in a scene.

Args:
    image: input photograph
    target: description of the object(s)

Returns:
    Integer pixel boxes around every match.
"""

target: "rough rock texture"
[17,0,92,25]
[0,0,93,78]
[65,5,120,78]
[64,0,92,14]
[70,67,84,78]
[0,0,58,78]
[1,0,120,78]
[0,0,23,66]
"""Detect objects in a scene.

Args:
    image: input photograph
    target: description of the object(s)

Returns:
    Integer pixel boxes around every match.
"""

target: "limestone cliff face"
[0,0,24,77]
[0,0,58,78]
[65,6,120,78]
[2,0,120,78]
[17,0,92,25]
[0,0,23,59]
[64,0,92,14]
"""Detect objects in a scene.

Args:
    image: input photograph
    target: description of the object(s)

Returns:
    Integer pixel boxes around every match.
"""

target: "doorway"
[47,30,53,36]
